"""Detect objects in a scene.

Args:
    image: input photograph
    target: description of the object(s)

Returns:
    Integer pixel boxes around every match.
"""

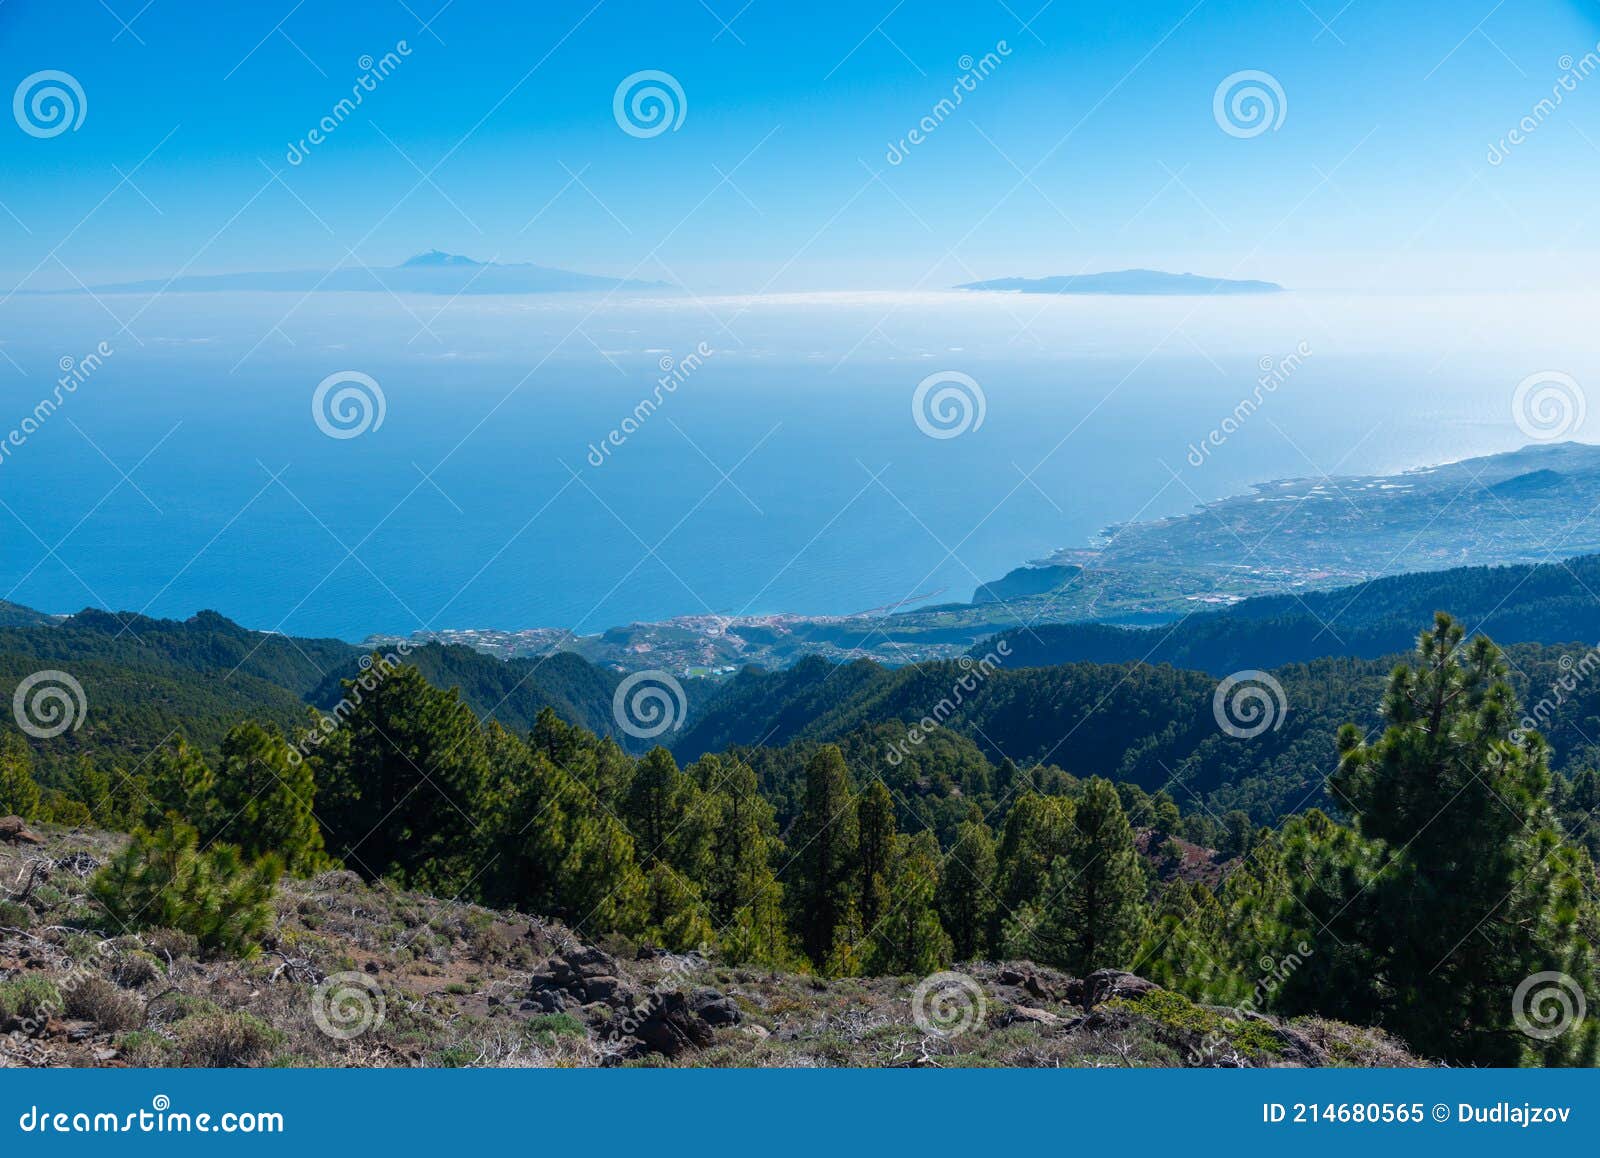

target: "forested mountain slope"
[988,554,1600,674]
[675,643,1600,821]
[0,608,646,777]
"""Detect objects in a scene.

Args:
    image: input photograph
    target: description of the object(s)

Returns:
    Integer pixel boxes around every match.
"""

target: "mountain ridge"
[29,251,671,296]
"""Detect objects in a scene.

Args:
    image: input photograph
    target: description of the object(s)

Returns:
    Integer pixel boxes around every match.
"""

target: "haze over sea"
[3,287,1597,642]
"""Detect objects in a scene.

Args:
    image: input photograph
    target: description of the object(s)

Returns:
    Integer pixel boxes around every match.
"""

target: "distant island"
[35,251,670,296]
[957,269,1284,295]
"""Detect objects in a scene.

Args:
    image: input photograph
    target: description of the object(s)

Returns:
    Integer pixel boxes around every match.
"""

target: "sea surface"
[1,288,1596,641]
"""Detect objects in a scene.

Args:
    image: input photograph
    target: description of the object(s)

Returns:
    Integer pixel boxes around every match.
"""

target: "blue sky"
[3,0,1600,291]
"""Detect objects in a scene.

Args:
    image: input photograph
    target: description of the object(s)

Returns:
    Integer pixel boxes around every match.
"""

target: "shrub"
[141,928,200,961]
[528,1012,587,1042]
[116,1029,175,1066]
[0,900,33,929]
[1105,990,1285,1059]
[174,1012,283,1067]
[62,976,144,1032]
[431,1044,478,1067]
[0,975,61,1030]
[88,817,280,958]
[110,951,162,988]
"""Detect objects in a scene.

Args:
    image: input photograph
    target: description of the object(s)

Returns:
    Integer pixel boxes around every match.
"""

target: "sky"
[3,0,1600,294]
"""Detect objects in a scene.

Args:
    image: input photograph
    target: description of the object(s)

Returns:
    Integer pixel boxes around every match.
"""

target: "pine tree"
[145,736,216,834]
[642,861,715,951]
[1003,777,1146,974]
[855,779,896,933]
[693,755,793,965]
[936,807,997,960]
[214,722,327,874]
[530,707,632,809]
[485,724,648,935]
[790,745,858,970]
[867,830,952,975]
[89,815,280,957]
[623,747,711,879]
[1148,790,1182,839]
[1290,614,1600,1065]
[321,664,491,893]
[990,792,1073,946]
[1134,881,1242,1003]
[1222,809,1254,856]
[623,747,678,858]
[0,732,42,819]
[67,757,119,828]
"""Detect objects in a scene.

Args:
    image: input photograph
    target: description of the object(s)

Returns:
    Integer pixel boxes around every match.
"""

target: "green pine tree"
[214,722,328,875]
[989,791,1073,946]
[89,815,280,958]
[144,736,216,834]
[1003,777,1146,974]
[855,779,896,933]
[693,754,794,966]
[1283,614,1600,1065]
[484,723,648,935]
[320,664,491,893]
[0,732,42,819]
[866,830,952,975]
[937,807,997,960]
[790,745,858,970]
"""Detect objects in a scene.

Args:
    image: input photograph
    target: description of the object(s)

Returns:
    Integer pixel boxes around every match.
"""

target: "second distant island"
[957,269,1285,295]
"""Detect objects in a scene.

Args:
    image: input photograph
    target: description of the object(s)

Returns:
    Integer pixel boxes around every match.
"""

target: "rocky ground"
[1,823,1423,1068]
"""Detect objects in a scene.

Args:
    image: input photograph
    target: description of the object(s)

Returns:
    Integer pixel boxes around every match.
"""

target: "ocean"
[1,288,1594,641]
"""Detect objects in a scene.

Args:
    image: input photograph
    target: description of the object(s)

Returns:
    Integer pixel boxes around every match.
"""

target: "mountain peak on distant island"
[957,269,1285,295]
[400,249,485,268]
